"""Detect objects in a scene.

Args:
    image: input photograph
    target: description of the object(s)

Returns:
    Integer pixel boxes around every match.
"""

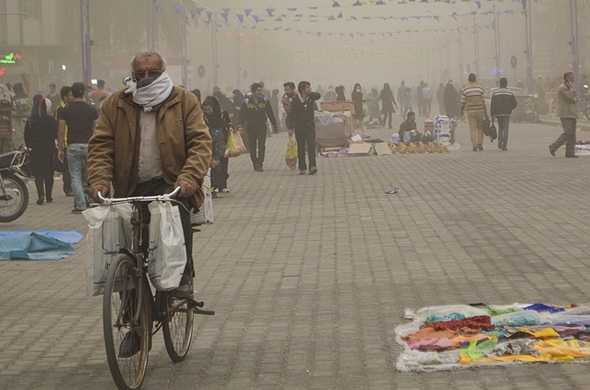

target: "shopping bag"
[191,172,214,225]
[285,135,297,170]
[147,201,187,291]
[482,117,490,137]
[83,204,133,296]
[235,131,247,153]
[224,131,244,158]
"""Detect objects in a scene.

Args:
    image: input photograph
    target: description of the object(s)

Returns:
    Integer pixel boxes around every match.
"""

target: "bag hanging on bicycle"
[148,201,187,290]
[83,204,133,296]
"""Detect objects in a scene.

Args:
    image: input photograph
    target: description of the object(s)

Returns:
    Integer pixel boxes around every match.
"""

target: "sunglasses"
[132,69,164,80]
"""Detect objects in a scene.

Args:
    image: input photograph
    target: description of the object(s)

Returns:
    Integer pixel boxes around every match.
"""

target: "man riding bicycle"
[87,51,212,299]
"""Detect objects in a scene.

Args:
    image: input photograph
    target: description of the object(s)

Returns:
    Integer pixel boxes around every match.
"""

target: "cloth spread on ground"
[0,231,80,260]
[396,303,590,372]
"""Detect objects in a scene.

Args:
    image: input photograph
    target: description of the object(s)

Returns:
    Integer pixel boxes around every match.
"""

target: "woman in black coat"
[380,83,398,129]
[24,95,57,205]
[202,96,234,193]
[351,83,366,128]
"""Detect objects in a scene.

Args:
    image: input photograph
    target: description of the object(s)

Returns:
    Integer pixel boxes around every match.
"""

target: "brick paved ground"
[1,115,590,389]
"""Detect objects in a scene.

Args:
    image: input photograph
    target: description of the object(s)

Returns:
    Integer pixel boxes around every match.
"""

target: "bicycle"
[97,187,214,390]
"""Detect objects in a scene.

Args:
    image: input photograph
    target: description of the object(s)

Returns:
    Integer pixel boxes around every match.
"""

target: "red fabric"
[421,315,494,331]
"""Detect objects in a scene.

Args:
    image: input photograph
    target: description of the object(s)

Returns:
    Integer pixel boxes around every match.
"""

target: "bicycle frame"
[97,187,213,324]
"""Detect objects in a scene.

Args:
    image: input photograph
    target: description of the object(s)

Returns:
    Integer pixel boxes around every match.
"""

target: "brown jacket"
[88,86,212,209]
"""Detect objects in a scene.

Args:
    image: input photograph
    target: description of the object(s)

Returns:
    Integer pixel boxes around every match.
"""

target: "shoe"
[211,191,218,199]
[118,330,141,358]
[46,197,53,203]
[255,168,264,172]
[170,282,193,299]
[549,146,555,157]
[498,143,503,149]
[478,145,483,151]
[566,155,579,158]
[472,146,478,152]
[502,148,507,151]
[65,192,74,197]
[71,208,84,214]
[36,198,44,205]
[309,167,318,175]
[299,170,306,175]
[220,188,230,193]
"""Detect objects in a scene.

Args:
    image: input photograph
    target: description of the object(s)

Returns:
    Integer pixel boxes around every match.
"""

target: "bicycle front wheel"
[103,254,150,390]
[162,293,194,362]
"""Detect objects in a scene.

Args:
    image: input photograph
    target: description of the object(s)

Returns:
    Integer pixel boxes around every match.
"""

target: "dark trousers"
[35,176,54,199]
[295,125,317,171]
[496,116,510,149]
[247,125,267,169]
[382,112,393,129]
[422,99,431,117]
[550,118,577,156]
[62,147,72,194]
[132,178,194,283]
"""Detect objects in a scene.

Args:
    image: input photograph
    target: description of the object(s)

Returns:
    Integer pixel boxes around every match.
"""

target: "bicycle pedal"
[194,308,215,316]
[189,300,204,308]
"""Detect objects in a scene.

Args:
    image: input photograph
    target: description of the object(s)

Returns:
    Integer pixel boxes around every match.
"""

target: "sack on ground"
[148,201,187,290]
[83,204,133,296]
[191,172,214,225]
[286,135,297,170]
[225,131,244,158]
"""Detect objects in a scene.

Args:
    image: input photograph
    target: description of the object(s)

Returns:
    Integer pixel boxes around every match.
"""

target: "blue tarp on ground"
[0,231,81,260]
[0,230,83,245]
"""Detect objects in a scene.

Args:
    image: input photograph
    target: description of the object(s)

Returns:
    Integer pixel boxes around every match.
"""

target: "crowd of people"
[1,60,587,220]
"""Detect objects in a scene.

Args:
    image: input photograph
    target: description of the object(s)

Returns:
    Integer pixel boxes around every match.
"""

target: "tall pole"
[493,5,502,79]
[236,25,241,90]
[458,30,464,86]
[181,6,188,88]
[570,0,581,110]
[146,0,154,51]
[445,31,450,81]
[211,13,218,88]
[524,0,534,94]
[474,17,480,77]
[79,0,91,85]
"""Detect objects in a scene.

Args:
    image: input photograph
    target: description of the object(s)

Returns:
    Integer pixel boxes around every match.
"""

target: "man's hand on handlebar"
[90,185,110,203]
[175,179,196,198]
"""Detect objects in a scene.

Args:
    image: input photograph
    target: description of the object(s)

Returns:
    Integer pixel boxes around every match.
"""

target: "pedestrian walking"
[490,77,517,151]
[443,80,460,120]
[54,86,74,197]
[421,83,433,117]
[290,81,321,175]
[380,83,397,129]
[367,88,381,125]
[351,83,365,128]
[549,72,579,158]
[460,73,487,151]
[24,95,57,205]
[203,96,232,193]
[238,83,278,172]
[57,82,99,212]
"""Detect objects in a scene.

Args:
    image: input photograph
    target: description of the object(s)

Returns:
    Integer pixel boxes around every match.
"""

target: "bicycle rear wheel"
[103,254,150,390]
[162,293,194,362]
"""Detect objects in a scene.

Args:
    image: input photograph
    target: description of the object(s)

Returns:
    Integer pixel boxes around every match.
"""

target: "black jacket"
[490,88,518,117]
[291,92,321,129]
[238,95,277,128]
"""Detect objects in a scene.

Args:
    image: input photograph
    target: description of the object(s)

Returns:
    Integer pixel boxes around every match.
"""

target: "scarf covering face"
[123,71,174,112]
[29,94,48,125]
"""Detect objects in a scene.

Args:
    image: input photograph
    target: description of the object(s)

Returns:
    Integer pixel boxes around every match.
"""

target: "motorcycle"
[0,146,33,222]
[512,94,539,123]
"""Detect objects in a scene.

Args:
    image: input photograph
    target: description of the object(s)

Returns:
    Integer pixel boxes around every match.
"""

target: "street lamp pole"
[524,0,534,93]
[79,0,91,85]
[570,0,581,109]
[146,0,155,51]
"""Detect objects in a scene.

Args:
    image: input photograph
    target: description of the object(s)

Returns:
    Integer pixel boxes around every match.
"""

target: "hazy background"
[0,0,588,95]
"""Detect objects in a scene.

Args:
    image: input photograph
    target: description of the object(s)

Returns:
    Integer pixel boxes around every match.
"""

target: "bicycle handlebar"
[96,186,181,205]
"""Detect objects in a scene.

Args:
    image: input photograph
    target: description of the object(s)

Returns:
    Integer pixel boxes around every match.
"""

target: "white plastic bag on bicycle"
[147,201,187,291]
[83,204,133,296]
